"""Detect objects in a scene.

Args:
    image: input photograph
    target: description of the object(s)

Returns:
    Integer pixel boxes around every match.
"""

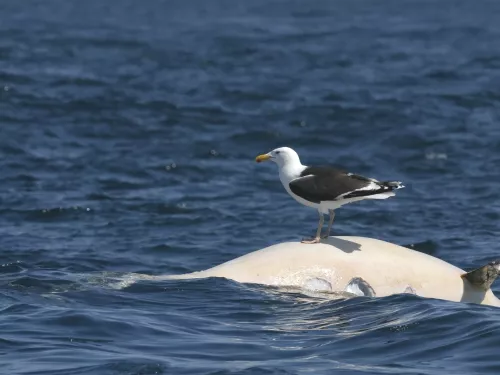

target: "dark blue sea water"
[1,1,500,374]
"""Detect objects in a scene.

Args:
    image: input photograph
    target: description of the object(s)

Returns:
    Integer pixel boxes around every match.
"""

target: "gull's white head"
[255,147,301,168]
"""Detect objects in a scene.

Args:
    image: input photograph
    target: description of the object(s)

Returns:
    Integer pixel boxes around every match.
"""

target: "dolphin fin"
[345,277,376,297]
[461,260,500,291]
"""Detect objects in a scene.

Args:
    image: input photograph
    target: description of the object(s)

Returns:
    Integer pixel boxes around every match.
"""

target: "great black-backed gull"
[255,147,404,244]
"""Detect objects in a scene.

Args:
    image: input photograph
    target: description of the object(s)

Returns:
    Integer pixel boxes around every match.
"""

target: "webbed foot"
[301,237,321,244]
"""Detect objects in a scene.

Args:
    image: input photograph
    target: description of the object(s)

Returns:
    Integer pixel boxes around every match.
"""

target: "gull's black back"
[288,166,374,203]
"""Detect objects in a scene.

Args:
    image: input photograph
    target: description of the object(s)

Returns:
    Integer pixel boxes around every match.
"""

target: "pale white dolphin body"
[140,236,500,307]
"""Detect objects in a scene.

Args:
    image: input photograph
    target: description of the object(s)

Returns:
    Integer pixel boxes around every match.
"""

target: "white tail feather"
[366,191,396,199]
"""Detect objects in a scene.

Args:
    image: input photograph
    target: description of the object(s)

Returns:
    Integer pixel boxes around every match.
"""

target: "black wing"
[288,166,394,203]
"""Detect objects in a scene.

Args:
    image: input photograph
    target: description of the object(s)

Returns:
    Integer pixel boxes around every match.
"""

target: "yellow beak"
[255,154,271,163]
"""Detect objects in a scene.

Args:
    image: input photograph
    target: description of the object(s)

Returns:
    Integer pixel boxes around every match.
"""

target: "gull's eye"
[275,151,281,154]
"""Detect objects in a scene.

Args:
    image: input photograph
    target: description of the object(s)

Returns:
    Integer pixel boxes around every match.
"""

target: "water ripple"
[1,0,500,374]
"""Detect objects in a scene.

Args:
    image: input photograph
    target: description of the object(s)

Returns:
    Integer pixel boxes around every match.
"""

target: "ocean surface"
[1,0,500,374]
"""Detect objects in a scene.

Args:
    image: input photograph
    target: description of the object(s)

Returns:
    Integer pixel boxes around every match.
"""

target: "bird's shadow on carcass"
[317,237,362,253]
